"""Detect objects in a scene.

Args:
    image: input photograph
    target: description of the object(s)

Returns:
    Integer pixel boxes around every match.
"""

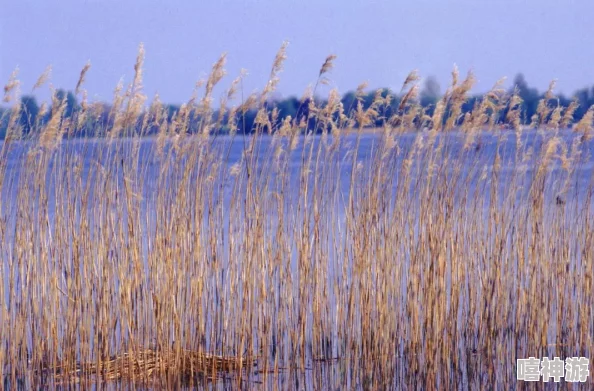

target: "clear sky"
[1,0,592,104]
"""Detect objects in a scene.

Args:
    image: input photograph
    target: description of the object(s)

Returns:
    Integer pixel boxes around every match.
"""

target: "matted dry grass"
[43,348,254,386]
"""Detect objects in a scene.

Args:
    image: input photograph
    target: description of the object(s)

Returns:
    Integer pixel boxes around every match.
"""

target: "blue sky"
[1,0,592,104]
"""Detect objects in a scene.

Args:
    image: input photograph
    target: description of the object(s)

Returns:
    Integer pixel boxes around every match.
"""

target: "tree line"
[1,73,593,138]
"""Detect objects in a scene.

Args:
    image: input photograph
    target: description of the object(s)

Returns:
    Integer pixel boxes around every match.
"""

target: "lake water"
[1,129,593,389]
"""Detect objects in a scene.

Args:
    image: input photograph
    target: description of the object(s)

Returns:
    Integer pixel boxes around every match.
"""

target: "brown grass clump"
[44,348,254,386]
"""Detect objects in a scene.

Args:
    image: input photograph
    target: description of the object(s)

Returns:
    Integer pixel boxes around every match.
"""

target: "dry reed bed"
[0,44,593,389]
[42,348,254,386]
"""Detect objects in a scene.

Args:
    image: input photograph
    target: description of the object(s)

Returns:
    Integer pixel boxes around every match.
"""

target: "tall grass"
[0,44,593,389]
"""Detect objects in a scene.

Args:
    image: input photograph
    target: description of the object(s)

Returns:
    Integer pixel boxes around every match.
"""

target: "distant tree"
[420,76,441,112]
[341,91,357,117]
[55,89,79,118]
[164,104,180,121]
[275,96,300,120]
[512,73,539,122]
[573,86,594,120]
[19,95,40,134]
[0,107,8,139]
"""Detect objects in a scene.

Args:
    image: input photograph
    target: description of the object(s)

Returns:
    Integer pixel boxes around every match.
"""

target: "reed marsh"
[1,44,593,389]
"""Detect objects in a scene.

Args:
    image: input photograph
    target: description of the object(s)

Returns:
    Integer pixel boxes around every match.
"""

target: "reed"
[0,43,593,389]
